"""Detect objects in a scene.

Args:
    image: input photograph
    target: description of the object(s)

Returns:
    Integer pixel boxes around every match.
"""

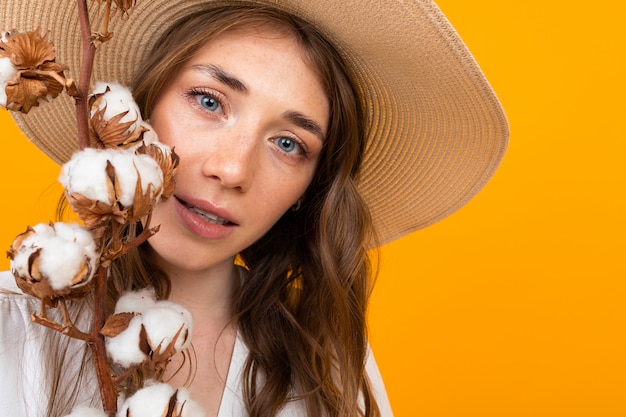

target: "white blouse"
[0,271,393,416]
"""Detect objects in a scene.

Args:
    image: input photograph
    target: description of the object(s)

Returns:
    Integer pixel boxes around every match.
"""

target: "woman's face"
[147,27,329,275]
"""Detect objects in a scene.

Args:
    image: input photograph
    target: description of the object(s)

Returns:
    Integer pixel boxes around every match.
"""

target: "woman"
[0,1,509,416]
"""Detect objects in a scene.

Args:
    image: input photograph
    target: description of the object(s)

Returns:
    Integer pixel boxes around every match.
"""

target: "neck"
[165,260,240,324]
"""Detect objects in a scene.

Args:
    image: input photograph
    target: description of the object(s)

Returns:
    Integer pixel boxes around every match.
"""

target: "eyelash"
[274,135,310,158]
[186,87,226,114]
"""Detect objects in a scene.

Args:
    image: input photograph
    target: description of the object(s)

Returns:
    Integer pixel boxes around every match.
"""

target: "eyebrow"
[282,110,326,142]
[190,64,248,93]
[190,64,325,142]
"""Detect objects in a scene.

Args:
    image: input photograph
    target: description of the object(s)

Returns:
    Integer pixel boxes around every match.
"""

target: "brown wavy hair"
[111,4,381,416]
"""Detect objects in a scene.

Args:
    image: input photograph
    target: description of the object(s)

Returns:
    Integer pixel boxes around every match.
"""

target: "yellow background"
[0,1,624,416]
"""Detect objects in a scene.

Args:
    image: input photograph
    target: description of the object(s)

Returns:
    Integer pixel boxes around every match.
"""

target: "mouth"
[176,197,236,226]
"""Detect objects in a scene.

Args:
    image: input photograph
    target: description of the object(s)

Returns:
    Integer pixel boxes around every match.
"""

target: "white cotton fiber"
[105,315,147,368]
[117,383,206,417]
[10,223,97,289]
[116,382,175,417]
[142,304,193,354]
[0,56,18,107]
[59,148,113,203]
[107,290,194,367]
[114,287,157,314]
[92,82,142,132]
[175,387,207,417]
[59,148,164,207]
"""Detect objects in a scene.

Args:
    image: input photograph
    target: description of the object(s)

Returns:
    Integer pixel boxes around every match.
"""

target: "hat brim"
[1,0,509,245]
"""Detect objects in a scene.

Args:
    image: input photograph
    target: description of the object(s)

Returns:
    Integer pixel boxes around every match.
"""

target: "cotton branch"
[75,0,97,150]
[76,3,119,413]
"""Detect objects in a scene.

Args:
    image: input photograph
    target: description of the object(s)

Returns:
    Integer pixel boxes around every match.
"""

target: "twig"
[100,0,113,37]
[90,265,118,415]
[75,0,97,150]
[102,215,160,263]
[31,310,93,342]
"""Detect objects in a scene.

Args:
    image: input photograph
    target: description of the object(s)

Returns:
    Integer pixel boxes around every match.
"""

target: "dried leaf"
[27,248,43,282]
[139,144,179,200]
[90,107,144,149]
[71,258,94,286]
[165,390,178,417]
[65,191,128,230]
[0,30,67,113]
[13,262,94,303]
[88,87,145,149]
[0,30,56,68]
[6,226,35,260]
[129,171,154,222]
[138,324,151,356]
[101,312,135,337]
[5,76,48,113]
[14,270,52,299]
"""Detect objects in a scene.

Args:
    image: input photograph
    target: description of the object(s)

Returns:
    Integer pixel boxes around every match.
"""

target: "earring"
[291,199,303,212]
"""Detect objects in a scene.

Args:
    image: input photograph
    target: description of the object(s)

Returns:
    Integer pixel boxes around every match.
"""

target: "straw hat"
[0,0,509,245]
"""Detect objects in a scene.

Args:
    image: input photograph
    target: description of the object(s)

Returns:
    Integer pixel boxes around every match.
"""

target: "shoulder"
[0,270,41,325]
[0,270,100,416]
[0,269,39,319]
[365,345,395,416]
[0,269,45,348]
[0,270,20,293]
[221,336,394,416]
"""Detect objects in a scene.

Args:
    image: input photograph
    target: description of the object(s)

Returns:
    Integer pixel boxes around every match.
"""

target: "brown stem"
[121,217,160,253]
[91,265,118,415]
[102,216,160,263]
[75,0,96,150]
[100,0,113,36]
[112,364,139,386]
[31,309,93,342]
[21,69,69,90]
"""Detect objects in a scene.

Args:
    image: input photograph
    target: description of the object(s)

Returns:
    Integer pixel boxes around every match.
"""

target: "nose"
[201,130,257,192]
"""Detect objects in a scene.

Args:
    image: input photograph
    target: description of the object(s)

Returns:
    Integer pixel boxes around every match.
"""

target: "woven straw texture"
[0,0,509,245]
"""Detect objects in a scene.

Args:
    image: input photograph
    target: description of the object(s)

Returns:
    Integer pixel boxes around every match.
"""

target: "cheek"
[265,168,315,212]
[149,96,190,148]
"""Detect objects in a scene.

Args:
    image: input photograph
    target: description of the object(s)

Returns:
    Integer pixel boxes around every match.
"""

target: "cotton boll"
[92,82,142,131]
[105,314,147,368]
[142,303,193,354]
[63,406,107,417]
[0,56,17,107]
[114,288,157,314]
[36,223,98,290]
[117,383,206,417]
[53,222,97,251]
[9,223,97,291]
[31,222,57,239]
[60,148,164,207]
[111,151,164,207]
[59,148,115,204]
[116,382,176,417]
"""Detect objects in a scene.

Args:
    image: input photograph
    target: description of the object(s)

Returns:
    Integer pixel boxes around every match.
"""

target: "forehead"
[183,26,330,134]
[205,18,323,80]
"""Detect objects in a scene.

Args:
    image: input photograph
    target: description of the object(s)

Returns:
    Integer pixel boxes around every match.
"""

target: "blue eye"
[275,137,301,154]
[198,95,221,112]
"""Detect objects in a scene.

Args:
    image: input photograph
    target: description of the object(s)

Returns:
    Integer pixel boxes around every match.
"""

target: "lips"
[175,196,236,226]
